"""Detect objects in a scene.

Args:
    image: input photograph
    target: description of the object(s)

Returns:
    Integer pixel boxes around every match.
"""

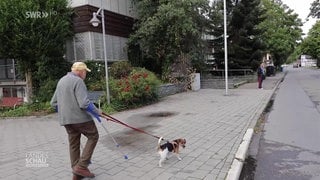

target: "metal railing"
[202,69,254,77]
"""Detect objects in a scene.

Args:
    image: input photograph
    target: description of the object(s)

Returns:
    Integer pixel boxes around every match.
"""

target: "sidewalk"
[0,73,284,180]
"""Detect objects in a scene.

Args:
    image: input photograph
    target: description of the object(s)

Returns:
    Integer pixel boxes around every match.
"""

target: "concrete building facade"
[66,0,136,62]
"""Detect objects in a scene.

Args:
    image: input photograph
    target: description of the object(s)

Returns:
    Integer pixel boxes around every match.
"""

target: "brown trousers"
[64,121,99,168]
[258,76,263,88]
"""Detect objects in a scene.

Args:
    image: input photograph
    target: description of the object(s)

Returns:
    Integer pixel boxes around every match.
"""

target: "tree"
[228,0,266,69]
[128,0,210,79]
[258,0,303,66]
[208,0,234,70]
[309,0,320,18]
[300,21,320,66]
[208,0,266,70]
[0,0,73,101]
[287,45,302,63]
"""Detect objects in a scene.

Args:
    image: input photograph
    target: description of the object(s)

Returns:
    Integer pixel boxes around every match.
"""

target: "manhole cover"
[146,111,177,118]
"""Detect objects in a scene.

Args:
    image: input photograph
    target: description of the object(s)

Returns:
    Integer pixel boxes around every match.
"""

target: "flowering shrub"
[109,61,133,79]
[109,68,161,107]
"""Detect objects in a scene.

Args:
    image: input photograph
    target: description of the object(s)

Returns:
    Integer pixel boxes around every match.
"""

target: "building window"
[3,87,18,97]
[0,59,16,80]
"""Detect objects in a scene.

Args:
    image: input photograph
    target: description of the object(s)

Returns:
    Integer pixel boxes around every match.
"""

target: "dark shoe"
[72,174,84,180]
[73,165,95,178]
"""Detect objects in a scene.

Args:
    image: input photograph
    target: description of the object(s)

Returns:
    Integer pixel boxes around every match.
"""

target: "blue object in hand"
[86,102,101,122]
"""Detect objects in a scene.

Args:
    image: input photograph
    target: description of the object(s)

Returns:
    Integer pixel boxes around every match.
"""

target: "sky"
[281,0,317,36]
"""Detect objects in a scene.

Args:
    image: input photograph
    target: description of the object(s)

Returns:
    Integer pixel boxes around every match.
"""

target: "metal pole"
[223,0,228,95]
[101,10,110,104]
[12,59,16,82]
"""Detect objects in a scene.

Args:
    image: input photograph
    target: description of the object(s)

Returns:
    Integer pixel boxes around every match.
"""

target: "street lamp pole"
[223,0,229,95]
[90,8,110,104]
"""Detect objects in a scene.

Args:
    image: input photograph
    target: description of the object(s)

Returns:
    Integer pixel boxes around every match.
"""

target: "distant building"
[300,55,317,67]
[202,34,216,70]
[0,59,26,105]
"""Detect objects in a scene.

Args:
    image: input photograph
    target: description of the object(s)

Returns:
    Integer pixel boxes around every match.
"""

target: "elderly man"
[51,62,105,178]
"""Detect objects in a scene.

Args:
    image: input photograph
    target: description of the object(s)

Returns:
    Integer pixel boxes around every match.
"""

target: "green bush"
[0,102,54,117]
[86,61,133,91]
[109,68,161,108]
[0,106,31,117]
[109,61,133,79]
[85,61,105,91]
[36,79,58,102]
[87,78,105,91]
[27,102,52,112]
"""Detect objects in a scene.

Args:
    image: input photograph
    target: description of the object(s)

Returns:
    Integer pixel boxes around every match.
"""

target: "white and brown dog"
[157,137,186,167]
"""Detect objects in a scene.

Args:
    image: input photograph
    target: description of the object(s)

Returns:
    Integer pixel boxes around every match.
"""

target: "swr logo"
[25,11,56,18]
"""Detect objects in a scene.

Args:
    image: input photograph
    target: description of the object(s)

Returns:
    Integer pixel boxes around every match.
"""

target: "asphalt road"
[254,67,320,180]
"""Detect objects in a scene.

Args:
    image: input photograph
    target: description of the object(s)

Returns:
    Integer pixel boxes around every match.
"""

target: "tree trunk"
[25,70,33,103]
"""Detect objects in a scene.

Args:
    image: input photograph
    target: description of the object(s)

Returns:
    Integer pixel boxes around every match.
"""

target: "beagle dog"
[157,137,186,167]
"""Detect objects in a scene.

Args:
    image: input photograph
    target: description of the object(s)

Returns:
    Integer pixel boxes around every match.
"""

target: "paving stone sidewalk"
[0,73,283,180]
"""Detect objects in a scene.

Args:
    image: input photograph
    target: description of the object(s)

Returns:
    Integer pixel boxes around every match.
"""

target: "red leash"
[102,112,161,139]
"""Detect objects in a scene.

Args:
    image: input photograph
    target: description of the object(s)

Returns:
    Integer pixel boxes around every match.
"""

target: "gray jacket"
[50,72,99,126]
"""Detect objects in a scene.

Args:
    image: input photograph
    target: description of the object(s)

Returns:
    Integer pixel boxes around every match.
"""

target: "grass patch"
[0,102,54,118]
[254,112,266,133]
[253,99,274,133]
[0,101,124,118]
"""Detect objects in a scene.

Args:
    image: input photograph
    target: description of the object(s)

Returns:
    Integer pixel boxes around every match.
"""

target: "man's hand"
[86,102,102,122]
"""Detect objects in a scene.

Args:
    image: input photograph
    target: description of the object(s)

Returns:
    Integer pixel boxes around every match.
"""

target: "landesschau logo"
[25,11,57,18]
[26,151,49,167]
